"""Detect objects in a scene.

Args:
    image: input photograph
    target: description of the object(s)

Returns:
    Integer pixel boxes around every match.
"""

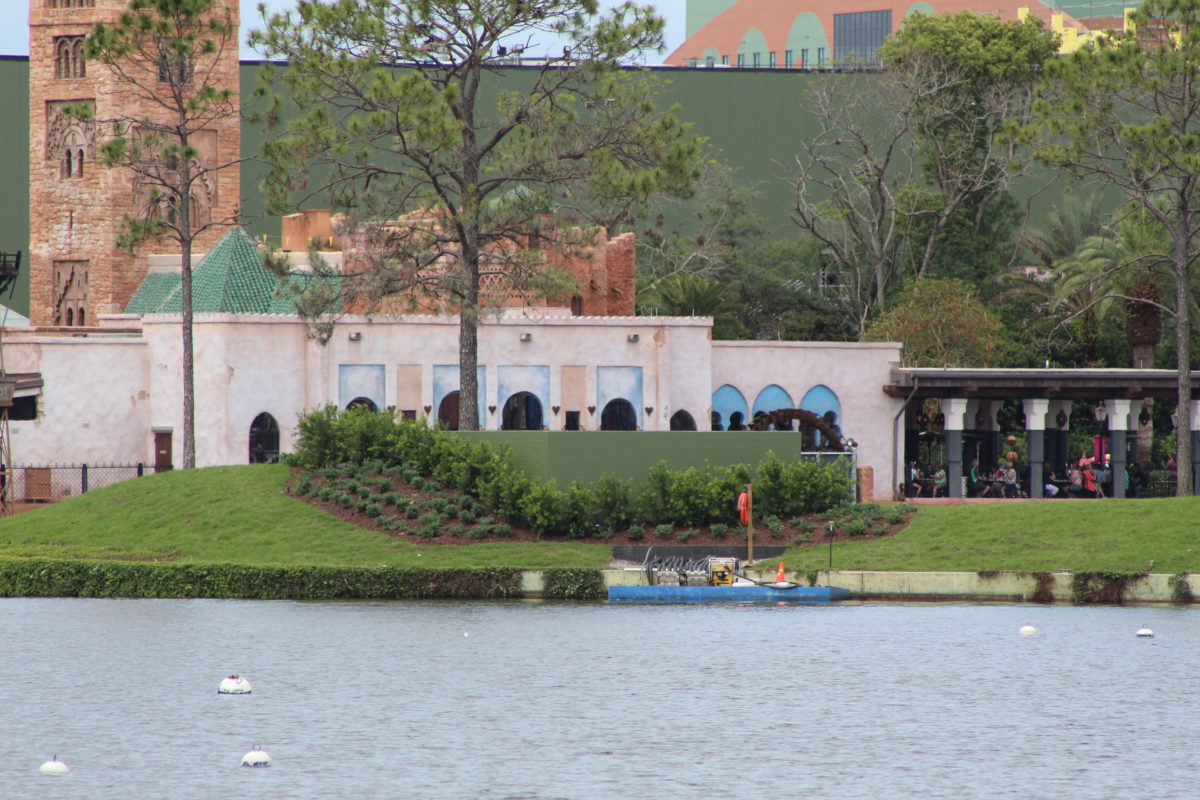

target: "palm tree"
[638,274,747,340]
[1055,209,1171,461]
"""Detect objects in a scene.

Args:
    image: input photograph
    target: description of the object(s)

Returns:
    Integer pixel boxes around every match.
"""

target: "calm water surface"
[0,598,1196,799]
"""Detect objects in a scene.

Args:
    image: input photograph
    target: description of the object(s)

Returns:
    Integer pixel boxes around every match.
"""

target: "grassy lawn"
[0,465,610,570]
[1,464,1198,574]
[781,498,1200,573]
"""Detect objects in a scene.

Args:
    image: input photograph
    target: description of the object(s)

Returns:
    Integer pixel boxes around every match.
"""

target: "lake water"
[1,597,1196,799]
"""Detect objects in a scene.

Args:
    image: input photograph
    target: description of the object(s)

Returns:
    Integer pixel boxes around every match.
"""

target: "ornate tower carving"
[28,0,241,326]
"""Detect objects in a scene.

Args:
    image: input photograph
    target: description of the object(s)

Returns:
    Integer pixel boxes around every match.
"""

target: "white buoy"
[241,747,271,768]
[1019,624,1037,637]
[1137,625,1155,639]
[39,756,69,775]
[218,674,252,695]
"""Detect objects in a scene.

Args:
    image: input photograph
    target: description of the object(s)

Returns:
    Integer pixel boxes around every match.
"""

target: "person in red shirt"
[1081,466,1104,498]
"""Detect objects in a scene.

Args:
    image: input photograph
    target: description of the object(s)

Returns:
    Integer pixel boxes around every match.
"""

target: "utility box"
[708,557,737,586]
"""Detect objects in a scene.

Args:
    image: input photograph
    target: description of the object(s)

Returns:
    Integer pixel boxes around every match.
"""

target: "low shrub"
[0,559,524,600]
[844,519,869,536]
[542,568,605,600]
[764,515,784,539]
[710,523,728,540]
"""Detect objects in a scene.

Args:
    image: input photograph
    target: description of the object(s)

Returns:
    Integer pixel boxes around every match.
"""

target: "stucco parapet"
[713,340,903,353]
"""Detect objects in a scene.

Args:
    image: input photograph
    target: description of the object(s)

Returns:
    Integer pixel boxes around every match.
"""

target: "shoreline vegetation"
[0,463,1195,601]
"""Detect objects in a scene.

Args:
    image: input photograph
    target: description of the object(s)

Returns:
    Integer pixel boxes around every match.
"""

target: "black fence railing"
[8,464,162,503]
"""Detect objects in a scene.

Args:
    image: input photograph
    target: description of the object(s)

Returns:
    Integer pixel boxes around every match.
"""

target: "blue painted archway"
[712,384,749,431]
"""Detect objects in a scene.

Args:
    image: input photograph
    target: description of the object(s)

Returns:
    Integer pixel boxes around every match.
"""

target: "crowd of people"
[903,451,1175,499]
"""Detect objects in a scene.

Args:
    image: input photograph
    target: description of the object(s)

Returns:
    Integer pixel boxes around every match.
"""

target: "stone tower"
[28,0,241,326]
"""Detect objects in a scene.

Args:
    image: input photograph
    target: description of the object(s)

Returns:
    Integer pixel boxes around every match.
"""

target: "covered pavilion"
[886,368,1200,499]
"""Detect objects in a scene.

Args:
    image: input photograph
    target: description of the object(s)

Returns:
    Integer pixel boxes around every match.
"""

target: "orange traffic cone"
[776,562,786,582]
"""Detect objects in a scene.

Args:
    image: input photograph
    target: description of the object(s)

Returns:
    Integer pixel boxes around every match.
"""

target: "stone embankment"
[582,568,1198,603]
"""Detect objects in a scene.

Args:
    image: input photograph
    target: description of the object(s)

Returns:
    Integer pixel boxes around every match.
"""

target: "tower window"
[46,0,96,7]
[157,48,194,84]
[54,36,86,79]
[61,131,85,179]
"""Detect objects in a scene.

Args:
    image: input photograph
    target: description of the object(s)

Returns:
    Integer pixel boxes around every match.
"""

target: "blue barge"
[608,584,851,603]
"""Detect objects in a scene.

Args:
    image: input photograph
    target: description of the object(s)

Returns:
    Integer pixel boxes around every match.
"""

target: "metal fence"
[8,464,161,504]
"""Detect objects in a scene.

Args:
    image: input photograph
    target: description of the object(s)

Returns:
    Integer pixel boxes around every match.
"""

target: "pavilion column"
[1191,401,1200,496]
[1108,399,1133,499]
[1049,399,1071,472]
[973,400,999,470]
[944,398,970,499]
[1023,399,1049,499]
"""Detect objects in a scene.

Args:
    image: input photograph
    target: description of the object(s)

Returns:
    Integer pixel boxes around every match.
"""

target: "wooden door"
[154,431,173,472]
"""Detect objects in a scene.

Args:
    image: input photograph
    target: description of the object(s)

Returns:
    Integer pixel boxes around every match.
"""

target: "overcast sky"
[2,0,687,61]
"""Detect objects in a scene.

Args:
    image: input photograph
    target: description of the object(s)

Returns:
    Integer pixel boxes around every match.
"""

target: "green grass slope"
[783,498,1200,573]
[2,465,1198,574]
[0,465,609,570]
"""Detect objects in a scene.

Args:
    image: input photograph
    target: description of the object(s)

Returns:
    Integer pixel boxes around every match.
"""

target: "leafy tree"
[792,13,1058,333]
[252,0,701,430]
[637,166,855,340]
[862,277,1002,367]
[82,0,242,469]
[1034,0,1200,494]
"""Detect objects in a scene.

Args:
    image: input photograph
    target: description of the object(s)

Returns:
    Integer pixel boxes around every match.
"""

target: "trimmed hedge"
[0,559,523,600]
[541,568,606,600]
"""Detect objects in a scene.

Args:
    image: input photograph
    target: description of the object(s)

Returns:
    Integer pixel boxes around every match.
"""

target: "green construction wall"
[0,57,30,316]
[453,430,838,485]
[0,57,1082,315]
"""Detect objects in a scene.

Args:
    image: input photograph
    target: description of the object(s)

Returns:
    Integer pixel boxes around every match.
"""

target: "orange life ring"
[737,492,749,526]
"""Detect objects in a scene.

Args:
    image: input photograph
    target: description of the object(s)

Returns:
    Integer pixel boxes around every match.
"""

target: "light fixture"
[626,334,639,343]
[348,331,362,341]
[519,332,532,342]
[1094,401,1108,423]
[1056,408,1068,428]
[1139,405,1152,426]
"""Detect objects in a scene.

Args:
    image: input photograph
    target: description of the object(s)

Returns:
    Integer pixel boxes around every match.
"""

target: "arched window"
[600,399,637,431]
[501,391,543,430]
[65,308,73,326]
[77,307,85,326]
[437,391,460,430]
[669,410,696,431]
[53,36,86,79]
[61,131,85,179]
[346,396,378,412]
[249,413,280,463]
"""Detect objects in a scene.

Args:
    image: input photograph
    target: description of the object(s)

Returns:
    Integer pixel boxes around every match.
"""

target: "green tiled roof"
[125,228,305,315]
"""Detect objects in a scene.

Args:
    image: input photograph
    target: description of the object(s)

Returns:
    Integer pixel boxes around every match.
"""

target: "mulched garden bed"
[285,468,916,548]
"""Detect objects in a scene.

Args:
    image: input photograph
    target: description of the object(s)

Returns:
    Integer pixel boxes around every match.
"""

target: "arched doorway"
[249,413,279,463]
[600,399,637,431]
[437,391,460,430]
[346,396,378,412]
[670,410,696,431]
[502,391,544,430]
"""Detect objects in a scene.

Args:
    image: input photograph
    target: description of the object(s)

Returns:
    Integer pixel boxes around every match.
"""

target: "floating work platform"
[608,584,852,604]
